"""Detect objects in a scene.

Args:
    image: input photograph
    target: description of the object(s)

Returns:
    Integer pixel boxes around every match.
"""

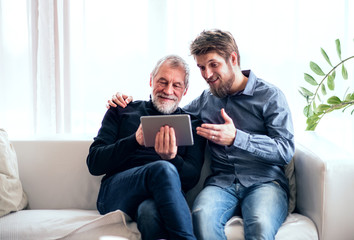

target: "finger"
[155,130,161,150]
[157,126,165,150]
[115,92,127,108]
[221,108,233,124]
[199,123,221,131]
[197,126,218,142]
[163,126,170,151]
[196,127,212,139]
[107,99,117,108]
[125,96,133,104]
[118,93,132,103]
[136,124,144,145]
[169,127,176,147]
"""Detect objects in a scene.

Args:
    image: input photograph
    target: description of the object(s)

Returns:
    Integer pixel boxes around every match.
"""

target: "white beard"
[152,93,179,114]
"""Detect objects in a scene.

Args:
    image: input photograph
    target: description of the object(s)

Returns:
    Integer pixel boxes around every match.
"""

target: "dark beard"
[210,77,233,98]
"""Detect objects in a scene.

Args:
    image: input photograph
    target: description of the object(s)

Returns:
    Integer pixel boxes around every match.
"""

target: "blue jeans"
[137,198,169,240]
[192,182,288,240]
[97,160,196,240]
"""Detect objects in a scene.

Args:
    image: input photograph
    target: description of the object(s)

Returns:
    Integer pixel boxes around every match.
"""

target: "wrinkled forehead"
[153,64,186,85]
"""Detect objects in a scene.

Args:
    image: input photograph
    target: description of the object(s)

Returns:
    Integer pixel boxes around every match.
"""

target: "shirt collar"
[231,70,256,96]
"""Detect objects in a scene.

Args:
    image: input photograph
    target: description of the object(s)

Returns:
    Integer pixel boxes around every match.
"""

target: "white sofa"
[0,132,353,240]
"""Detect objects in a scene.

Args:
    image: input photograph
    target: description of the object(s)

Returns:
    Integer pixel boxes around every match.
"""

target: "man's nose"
[163,83,174,95]
[203,68,212,80]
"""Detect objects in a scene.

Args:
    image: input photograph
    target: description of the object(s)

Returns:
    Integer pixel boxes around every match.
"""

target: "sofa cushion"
[0,129,28,217]
[225,213,318,240]
[0,209,140,240]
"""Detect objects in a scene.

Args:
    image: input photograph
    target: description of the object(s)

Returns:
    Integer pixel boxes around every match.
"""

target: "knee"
[244,216,274,240]
[192,202,226,240]
[192,202,207,220]
[148,160,179,181]
[191,197,216,226]
[137,199,159,223]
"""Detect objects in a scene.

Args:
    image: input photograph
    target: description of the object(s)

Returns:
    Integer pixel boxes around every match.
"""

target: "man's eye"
[174,84,183,89]
[211,63,218,68]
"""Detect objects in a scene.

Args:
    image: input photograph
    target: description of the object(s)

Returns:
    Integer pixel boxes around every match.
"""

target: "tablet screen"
[140,114,194,147]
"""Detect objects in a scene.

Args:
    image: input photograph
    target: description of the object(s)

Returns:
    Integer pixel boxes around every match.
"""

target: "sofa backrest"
[11,139,210,211]
[11,140,101,210]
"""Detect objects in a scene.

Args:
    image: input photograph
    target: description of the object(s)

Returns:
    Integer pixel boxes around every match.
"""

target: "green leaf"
[342,64,348,79]
[331,70,336,80]
[304,73,318,86]
[327,74,335,90]
[327,96,342,105]
[350,93,354,100]
[335,39,342,60]
[306,113,320,130]
[306,121,318,131]
[303,105,313,117]
[317,94,322,102]
[298,89,308,99]
[351,109,354,115]
[300,87,314,97]
[316,104,331,113]
[345,93,354,101]
[321,48,333,67]
[310,61,325,76]
[306,114,319,124]
[321,84,327,95]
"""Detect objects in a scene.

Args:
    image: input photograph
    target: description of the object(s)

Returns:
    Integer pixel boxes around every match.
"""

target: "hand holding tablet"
[140,114,194,147]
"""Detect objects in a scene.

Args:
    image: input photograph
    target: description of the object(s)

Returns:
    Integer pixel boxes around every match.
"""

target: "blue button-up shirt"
[183,70,295,194]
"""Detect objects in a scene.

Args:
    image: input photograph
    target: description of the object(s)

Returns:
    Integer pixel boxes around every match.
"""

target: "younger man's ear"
[230,51,238,66]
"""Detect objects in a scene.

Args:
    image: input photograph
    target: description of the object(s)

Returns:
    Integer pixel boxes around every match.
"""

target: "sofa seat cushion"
[225,213,318,240]
[0,209,140,240]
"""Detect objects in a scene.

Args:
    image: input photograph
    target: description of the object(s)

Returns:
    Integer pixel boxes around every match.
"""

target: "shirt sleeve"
[231,90,295,166]
[86,108,140,176]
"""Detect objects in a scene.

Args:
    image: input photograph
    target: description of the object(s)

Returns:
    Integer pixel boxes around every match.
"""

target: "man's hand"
[106,92,133,109]
[135,124,145,146]
[154,125,177,160]
[196,108,236,146]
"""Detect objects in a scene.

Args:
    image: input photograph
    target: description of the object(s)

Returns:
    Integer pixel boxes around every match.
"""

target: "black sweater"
[87,100,206,192]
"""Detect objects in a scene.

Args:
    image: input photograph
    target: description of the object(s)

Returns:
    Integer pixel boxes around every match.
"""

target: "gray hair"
[151,55,190,89]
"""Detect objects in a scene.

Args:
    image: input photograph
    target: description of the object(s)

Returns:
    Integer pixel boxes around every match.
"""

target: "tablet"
[140,114,194,147]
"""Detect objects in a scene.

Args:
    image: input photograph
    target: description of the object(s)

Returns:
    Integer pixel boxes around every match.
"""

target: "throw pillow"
[0,129,28,217]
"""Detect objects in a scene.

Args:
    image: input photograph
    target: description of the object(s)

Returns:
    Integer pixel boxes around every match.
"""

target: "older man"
[87,55,205,240]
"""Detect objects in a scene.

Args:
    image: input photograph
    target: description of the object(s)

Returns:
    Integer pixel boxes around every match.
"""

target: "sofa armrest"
[294,132,354,240]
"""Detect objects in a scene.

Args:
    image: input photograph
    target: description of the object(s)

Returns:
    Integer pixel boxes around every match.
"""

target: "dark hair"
[151,55,190,89]
[190,29,240,66]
